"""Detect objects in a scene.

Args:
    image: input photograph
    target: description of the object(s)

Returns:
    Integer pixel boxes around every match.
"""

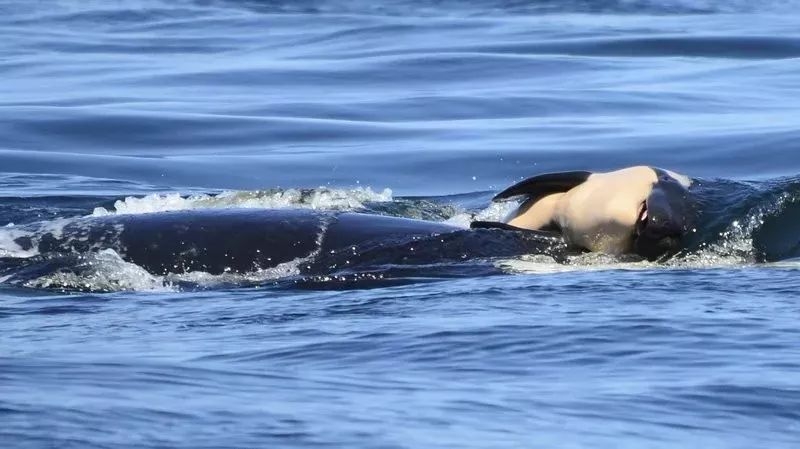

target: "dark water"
[3,1,800,447]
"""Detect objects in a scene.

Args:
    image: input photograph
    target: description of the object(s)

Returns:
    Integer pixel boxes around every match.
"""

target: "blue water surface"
[2,0,800,447]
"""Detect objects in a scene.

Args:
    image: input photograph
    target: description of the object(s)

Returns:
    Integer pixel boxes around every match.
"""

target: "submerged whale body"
[8,208,568,279]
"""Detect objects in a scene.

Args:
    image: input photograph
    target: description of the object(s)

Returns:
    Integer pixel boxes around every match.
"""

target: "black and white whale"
[473,166,695,260]
[2,166,697,284]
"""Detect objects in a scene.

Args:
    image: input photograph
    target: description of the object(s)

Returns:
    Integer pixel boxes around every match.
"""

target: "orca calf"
[477,166,695,261]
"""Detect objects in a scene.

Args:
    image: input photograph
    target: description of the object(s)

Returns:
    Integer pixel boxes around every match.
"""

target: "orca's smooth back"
[321,212,458,251]
[18,208,571,278]
[31,209,461,275]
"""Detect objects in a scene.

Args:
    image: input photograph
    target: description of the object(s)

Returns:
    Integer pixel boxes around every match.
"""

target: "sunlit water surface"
[2,1,800,447]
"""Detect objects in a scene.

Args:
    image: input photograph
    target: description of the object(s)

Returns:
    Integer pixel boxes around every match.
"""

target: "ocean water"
[3,0,800,447]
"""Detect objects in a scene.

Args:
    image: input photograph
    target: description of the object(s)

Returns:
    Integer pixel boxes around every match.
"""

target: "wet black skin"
[13,208,568,276]
[633,169,694,261]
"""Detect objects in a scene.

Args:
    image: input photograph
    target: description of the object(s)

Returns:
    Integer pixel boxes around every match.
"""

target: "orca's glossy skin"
[492,166,695,261]
[634,168,695,261]
[16,208,567,276]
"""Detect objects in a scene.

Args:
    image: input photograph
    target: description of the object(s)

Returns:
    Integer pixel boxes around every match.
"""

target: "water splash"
[0,224,38,258]
[24,249,172,292]
[91,187,393,217]
[445,201,518,228]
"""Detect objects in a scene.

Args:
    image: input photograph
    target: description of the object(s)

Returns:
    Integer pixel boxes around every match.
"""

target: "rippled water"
[3,1,800,447]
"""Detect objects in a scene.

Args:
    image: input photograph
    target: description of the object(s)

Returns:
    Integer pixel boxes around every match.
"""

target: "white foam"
[24,249,172,292]
[445,201,519,228]
[496,253,657,274]
[495,250,758,275]
[91,187,393,217]
[19,248,321,293]
[36,217,72,240]
[0,227,39,258]
[165,258,305,287]
[764,259,800,269]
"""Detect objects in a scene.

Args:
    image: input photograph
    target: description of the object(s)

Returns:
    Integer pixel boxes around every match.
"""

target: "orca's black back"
[33,209,461,275]
[117,209,326,274]
[21,208,569,278]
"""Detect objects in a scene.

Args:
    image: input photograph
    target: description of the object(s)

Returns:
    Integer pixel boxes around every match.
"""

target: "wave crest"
[91,186,393,216]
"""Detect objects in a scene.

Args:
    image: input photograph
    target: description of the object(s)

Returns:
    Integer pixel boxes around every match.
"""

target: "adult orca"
[9,208,567,277]
[474,166,695,261]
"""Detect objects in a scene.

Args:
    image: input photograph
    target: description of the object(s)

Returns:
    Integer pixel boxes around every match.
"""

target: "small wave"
[445,200,518,228]
[91,186,393,216]
[497,250,755,275]
[15,248,324,293]
[206,0,800,16]
[688,177,800,262]
[0,225,38,258]
[23,249,172,292]
[497,252,652,274]
[12,0,799,22]
[163,256,314,289]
